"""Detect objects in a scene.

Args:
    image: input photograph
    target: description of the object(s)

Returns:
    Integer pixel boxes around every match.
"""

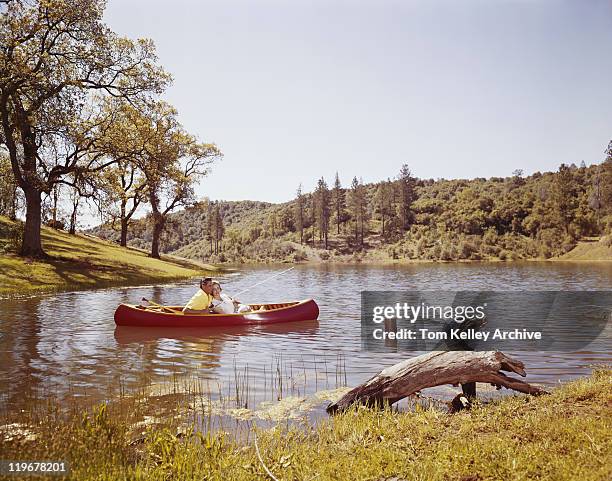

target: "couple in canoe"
[182,277,257,315]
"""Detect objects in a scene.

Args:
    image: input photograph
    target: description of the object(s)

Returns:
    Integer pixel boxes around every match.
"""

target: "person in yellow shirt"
[182,277,214,314]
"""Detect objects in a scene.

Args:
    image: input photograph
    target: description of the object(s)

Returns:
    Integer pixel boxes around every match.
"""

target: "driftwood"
[327,351,547,414]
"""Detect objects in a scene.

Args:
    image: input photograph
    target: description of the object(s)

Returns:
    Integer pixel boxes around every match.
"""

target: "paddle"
[141,297,176,313]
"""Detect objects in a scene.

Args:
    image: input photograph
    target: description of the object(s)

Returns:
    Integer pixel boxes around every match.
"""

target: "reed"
[1,368,610,480]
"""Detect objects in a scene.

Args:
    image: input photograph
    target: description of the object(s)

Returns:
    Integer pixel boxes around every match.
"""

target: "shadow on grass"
[1,220,221,295]
[43,230,217,272]
[0,253,151,287]
[48,257,154,285]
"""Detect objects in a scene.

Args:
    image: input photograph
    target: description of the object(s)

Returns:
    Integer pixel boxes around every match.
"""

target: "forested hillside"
[90,200,274,253]
[89,154,612,264]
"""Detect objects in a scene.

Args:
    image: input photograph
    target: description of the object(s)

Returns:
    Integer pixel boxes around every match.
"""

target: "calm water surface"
[1,263,610,414]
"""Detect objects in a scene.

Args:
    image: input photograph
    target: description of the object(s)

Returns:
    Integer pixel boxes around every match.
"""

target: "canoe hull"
[114,299,319,327]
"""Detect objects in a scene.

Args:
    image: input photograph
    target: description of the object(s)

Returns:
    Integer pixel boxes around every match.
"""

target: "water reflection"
[114,320,320,345]
[113,321,319,378]
[0,295,44,407]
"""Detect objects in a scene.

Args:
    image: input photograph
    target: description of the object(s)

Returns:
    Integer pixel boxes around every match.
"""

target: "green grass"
[1,369,610,480]
[0,216,222,295]
[557,236,612,261]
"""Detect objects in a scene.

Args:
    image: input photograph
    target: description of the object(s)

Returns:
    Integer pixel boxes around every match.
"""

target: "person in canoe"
[210,281,257,314]
[209,281,235,314]
[182,277,214,314]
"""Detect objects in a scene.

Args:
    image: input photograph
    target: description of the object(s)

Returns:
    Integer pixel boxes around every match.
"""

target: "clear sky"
[104,0,612,203]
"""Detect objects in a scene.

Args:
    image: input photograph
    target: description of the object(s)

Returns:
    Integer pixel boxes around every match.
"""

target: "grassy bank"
[0,216,220,295]
[1,369,610,480]
[557,236,612,261]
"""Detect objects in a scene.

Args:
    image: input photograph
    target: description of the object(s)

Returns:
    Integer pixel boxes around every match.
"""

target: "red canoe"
[114,299,319,327]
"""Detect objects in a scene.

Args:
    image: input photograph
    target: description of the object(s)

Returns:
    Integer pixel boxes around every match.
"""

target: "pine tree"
[551,164,577,235]
[374,179,394,238]
[347,177,368,247]
[294,184,304,244]
[397,164,416,231]
[314,177,331,249]
[332,172,345,235]
[589,167,604,225]
[214,204,224,254]
[269,211,277,238]
[207,201,216,255]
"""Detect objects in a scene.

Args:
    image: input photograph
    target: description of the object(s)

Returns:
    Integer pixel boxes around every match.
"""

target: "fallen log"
[327,351,547,414]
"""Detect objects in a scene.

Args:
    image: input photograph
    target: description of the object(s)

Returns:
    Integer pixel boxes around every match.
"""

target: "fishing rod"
[233,266,295,298]
[140,266,295,309]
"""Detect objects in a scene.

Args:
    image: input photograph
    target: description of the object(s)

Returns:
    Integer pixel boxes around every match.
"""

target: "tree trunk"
[360,217,364,247]
[150,213,165,259]
[10,185,17,221]
[120,218,128,247]
[119,200,128,247]
[52,187,58,228]
[69,199,78,235]
[21,188,45,257]
[327,351,547,414]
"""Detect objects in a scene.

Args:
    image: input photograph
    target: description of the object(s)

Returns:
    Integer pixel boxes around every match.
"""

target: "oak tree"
[125,101,221,258]
[0,0,169,256]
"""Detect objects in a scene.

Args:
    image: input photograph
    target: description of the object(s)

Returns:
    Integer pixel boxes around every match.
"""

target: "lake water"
[1,262,610,418]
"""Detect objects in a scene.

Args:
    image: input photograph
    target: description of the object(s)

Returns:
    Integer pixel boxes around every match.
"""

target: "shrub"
[509,251,521,261]
[46,219,65,230]
[482,244,500,256]
[482,227,498,245]
[561,238,576,254]
[415,239,426,258]
[458,240,477,259]
[4,220,24,253]
[293,251,307,262]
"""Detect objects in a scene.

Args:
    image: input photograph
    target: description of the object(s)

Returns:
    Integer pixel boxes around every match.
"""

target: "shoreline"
[217,256,612,267]
[2,251,608,298]
[2,369,610,480]
[200,237,612,266]
[0,272,213,300]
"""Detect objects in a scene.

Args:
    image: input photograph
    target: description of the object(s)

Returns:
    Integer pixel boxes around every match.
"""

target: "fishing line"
[234,266,295,297]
